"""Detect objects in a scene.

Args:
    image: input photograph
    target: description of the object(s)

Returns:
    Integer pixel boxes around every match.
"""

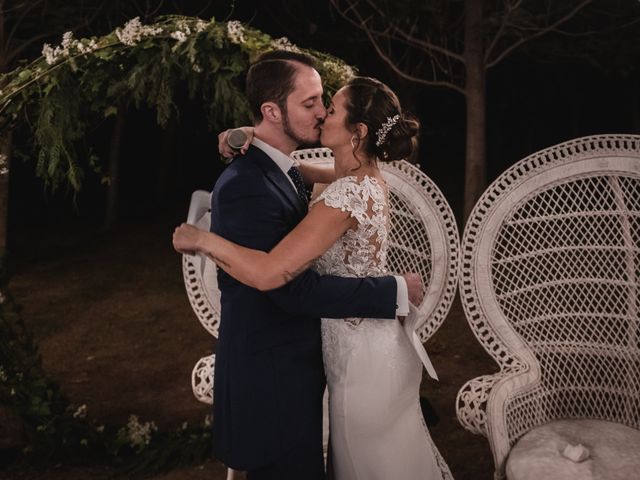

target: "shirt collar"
[251,137,295,175]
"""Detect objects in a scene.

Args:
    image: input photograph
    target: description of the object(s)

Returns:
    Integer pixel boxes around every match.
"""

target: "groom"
[211,50,423,479]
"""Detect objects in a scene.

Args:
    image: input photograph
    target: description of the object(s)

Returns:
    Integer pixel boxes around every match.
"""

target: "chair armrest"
[456,373,510,436]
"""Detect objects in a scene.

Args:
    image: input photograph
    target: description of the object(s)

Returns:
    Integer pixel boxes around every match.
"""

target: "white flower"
[41,32,98,65]
[116,17,162,46]
[194,19,209,33]
[177,20,191,36]
[0,366,7,382]
[42,43,59,65]
[323,59,356,82]
[77,39,98,54]
[227,21,245,44]
[73,404,88,419]
[124,415,157,448]
[192,63,203,73]
[271,37,300,52]
[0,154,5,176]
[170,31,187,43]
[96,425,105,433]
[181,421,188,430]
[61,31,74,49]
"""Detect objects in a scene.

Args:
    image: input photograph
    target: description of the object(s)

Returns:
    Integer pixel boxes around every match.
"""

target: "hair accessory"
[375,114,400,147]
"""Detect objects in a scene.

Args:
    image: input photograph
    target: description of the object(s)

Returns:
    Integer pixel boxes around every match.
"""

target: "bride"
[173,76,452,480]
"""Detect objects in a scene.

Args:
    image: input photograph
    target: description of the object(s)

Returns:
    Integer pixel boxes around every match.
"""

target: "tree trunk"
[0,129,12,273]
[104,107,126,230]
[463,0,487,221]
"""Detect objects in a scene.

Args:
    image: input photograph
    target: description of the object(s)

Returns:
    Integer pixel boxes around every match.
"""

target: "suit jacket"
[211,144,397,470]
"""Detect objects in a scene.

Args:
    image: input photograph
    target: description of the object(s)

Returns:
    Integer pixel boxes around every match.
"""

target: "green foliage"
[0,15,355,193]
[0,294,214,471]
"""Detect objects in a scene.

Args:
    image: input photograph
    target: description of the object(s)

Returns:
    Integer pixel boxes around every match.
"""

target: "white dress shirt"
[251,137,410,317]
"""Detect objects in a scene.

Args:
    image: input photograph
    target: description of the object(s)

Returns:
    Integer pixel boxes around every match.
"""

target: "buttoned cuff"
[394,275,409,317]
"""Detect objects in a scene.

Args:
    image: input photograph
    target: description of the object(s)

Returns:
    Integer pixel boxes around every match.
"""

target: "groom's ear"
[261,102,282,123]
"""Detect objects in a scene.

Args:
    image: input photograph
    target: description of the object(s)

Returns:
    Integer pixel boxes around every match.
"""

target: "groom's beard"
[282,110,322,149]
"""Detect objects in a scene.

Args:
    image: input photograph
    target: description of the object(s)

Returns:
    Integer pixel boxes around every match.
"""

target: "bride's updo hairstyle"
[344,76,420,163]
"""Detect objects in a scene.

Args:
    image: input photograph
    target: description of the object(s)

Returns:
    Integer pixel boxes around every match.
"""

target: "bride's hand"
[218,126,254,160]
[173,223,205,255]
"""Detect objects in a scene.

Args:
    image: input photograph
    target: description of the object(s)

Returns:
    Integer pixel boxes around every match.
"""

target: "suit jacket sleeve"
[212,163,398,320]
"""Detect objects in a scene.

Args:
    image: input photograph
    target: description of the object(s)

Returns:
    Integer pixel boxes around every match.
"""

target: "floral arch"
[0,15,354,471]
[0,14,353,191]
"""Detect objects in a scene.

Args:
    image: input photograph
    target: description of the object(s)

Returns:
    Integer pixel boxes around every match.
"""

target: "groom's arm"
[266,269,404,320]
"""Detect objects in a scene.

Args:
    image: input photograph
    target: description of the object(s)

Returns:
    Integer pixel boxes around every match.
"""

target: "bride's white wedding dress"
[311,175,453,480]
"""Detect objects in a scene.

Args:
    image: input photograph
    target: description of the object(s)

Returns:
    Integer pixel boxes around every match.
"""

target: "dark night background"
[8,1,639,235]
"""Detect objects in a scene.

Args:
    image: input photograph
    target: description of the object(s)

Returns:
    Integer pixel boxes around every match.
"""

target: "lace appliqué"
[310,175,389,281]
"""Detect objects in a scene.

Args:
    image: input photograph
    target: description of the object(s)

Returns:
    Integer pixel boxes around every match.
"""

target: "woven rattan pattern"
[456,134,640,478]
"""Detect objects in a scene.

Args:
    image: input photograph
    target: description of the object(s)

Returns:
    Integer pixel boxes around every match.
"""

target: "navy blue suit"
[210,145,397,475]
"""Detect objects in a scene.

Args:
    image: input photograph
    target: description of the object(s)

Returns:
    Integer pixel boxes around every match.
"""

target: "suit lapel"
[249,145,307,218]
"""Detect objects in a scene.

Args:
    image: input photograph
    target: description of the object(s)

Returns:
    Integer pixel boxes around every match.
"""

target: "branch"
[330,0,465,92]
[550,15,640,37]
[487,0,593,69]
[363,23,465,95]
[484,0,524,63]
[390,24,465,63]
[4,31,52,65]
[5,0,47,47]
[0,39,121,117]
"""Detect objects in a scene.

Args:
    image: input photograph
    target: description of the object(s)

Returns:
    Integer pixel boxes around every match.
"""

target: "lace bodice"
[310,175,389,278]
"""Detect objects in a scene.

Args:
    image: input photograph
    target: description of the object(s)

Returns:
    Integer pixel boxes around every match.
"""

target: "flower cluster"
[122,414,158,449]
[375,114,400,147]
[194,19,209,33]
[321,59,355,84]
[42,31,99,65]
[170,19,192,44]
[270,37,300,52]
[73,404,88,419]
[115,17,163,46]
[227,21,246,44]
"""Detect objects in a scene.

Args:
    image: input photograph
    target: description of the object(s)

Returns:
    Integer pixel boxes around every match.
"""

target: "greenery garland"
[0,14,355,191]
[0,15,355,473]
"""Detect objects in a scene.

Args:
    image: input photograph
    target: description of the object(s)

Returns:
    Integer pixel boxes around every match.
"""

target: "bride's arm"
[173,203,355,291]
[218,126,254,158]
[297,160,336,185]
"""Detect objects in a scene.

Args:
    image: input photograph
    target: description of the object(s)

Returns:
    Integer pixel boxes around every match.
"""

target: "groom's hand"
[402,272,424,306]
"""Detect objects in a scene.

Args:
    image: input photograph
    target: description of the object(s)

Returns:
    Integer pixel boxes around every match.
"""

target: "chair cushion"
[506,419,640,480]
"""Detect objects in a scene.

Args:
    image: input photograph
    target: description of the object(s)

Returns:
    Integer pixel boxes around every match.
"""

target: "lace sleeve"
[310,176,368,224]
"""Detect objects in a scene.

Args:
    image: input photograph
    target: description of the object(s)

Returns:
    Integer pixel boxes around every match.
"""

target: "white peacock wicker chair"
[456,134,640,479]
[183,147,460,406]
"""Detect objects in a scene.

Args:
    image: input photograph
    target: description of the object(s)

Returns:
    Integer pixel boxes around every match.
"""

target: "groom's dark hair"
[246,50,318,122]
